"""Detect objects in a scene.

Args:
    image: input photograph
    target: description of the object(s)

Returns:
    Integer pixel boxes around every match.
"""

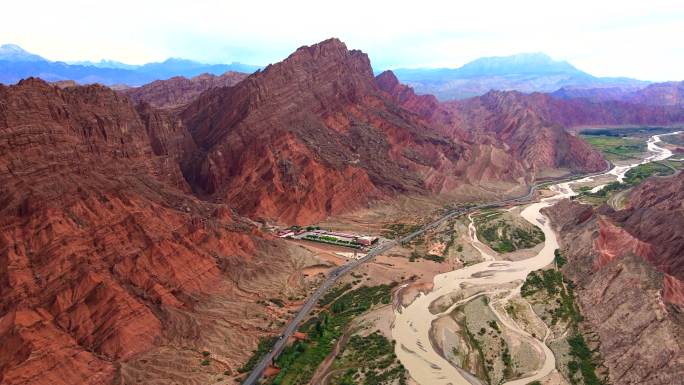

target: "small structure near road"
[303,229,379,249]
[277,226,380,250]
[356,235,377,246]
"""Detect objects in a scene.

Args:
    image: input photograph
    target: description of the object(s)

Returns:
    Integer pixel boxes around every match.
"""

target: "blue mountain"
[391,53,647,100]
[0,44,261,86]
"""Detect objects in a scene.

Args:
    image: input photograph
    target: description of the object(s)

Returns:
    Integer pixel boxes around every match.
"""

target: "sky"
[2,0,684,81]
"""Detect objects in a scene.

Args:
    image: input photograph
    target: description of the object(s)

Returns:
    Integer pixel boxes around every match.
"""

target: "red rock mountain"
[123,71,248,108]
[554,81,684,108]
[626,81,684,107]
[3,38,681,385]
[376,71,607,175]
[0,78,304,385]
[179,40,607,224]
[180,40,466,224]
[545,173,684,385]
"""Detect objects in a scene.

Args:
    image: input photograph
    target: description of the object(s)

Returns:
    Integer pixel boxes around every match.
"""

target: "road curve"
[240,165,610,385]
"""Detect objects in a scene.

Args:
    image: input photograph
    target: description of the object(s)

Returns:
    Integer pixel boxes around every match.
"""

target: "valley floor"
[213,129,682,385]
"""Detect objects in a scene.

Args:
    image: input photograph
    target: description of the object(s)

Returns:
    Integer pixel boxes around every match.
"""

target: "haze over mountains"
[0,43,260,86]
[0,44,656,101]
[392,52,649,100]
[553,80,684,107]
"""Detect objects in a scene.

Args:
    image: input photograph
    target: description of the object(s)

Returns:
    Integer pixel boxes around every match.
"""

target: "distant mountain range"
[0,44,661,101]
[0,43,261,86]
[392,53,650,100]
[553,81,684,107]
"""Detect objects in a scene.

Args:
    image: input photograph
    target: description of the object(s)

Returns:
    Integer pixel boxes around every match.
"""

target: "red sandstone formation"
[377,70,607,175]
[627,81,684,107]
[180,40,610,224]
[0,78,297,385]
[123,71,248,108]
[557,81,684,107]
[180,39,470,224]
[2,37,683,385]
[545,172,684,385]
[500,90,684,127]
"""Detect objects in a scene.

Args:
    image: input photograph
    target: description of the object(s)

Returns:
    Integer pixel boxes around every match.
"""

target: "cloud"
[2,0,683,80]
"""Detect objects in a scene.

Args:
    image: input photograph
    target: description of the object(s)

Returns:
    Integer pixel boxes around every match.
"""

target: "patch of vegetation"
[554,249,567,268]
[442,229,457,257]
[661,159,684,170]
[580,126,675,137]
[578,161,676,202]
[409,251,445,263]
[267,284,396,385]
[319,283,353,307]
[329,332,407,385]
[660,132,684,146]
[474,211,545,253]
[302,234,362,249]
[501,344,513,377]
[488,320,501,333]
[521,269,580,325]
[382,223,421,239]
[238,336,277,373]
[464,324,491,384]
[521,269,562,297]
[567,334,604,385]
[523,265,604,384]
[623,161,674,185]
[580,134,647,161]
[269,298,285,307]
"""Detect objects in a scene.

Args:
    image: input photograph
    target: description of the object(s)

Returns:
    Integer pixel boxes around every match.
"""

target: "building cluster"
[276,227,379,248]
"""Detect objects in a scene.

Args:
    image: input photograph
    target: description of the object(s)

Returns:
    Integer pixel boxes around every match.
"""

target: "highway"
[241,164,610,385]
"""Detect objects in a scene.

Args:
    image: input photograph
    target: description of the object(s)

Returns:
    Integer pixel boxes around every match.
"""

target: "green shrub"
[554,249,567,267]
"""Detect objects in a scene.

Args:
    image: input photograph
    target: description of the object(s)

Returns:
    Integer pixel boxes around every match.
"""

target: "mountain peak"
[263,38,374,84]
[285,38,363,66]
[0,43,46,62]
[457,52,584,77]
[1,44,24,51]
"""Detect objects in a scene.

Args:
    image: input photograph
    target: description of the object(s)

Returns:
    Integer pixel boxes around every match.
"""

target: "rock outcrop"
[0,78,302,385]
[554,80,684,108]
[122,71,248,108]
[177,41,609,224]
[544,172,684,385]
[180,39,475,224]
[377,71,607,175]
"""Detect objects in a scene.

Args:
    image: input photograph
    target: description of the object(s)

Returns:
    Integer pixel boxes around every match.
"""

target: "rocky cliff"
[498,90,684,127]
[179,40,608,225]
[544,173,684,385]
[123,71,248,108]
[377,71,607,175]
[554,81,684,108]
[0,78,306,385]
[180,39,479,224]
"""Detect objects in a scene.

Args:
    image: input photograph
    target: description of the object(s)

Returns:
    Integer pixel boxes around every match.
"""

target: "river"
[391,131,681,385]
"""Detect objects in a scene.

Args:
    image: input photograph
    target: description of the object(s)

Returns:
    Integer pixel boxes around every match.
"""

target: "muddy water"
[392,132,680,385]
[606,131,681,182]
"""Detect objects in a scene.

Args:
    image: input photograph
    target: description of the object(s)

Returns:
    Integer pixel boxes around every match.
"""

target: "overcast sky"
[3,0,683,81]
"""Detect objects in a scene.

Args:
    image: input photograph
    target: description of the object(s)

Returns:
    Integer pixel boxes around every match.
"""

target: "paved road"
[241,165,610,385]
